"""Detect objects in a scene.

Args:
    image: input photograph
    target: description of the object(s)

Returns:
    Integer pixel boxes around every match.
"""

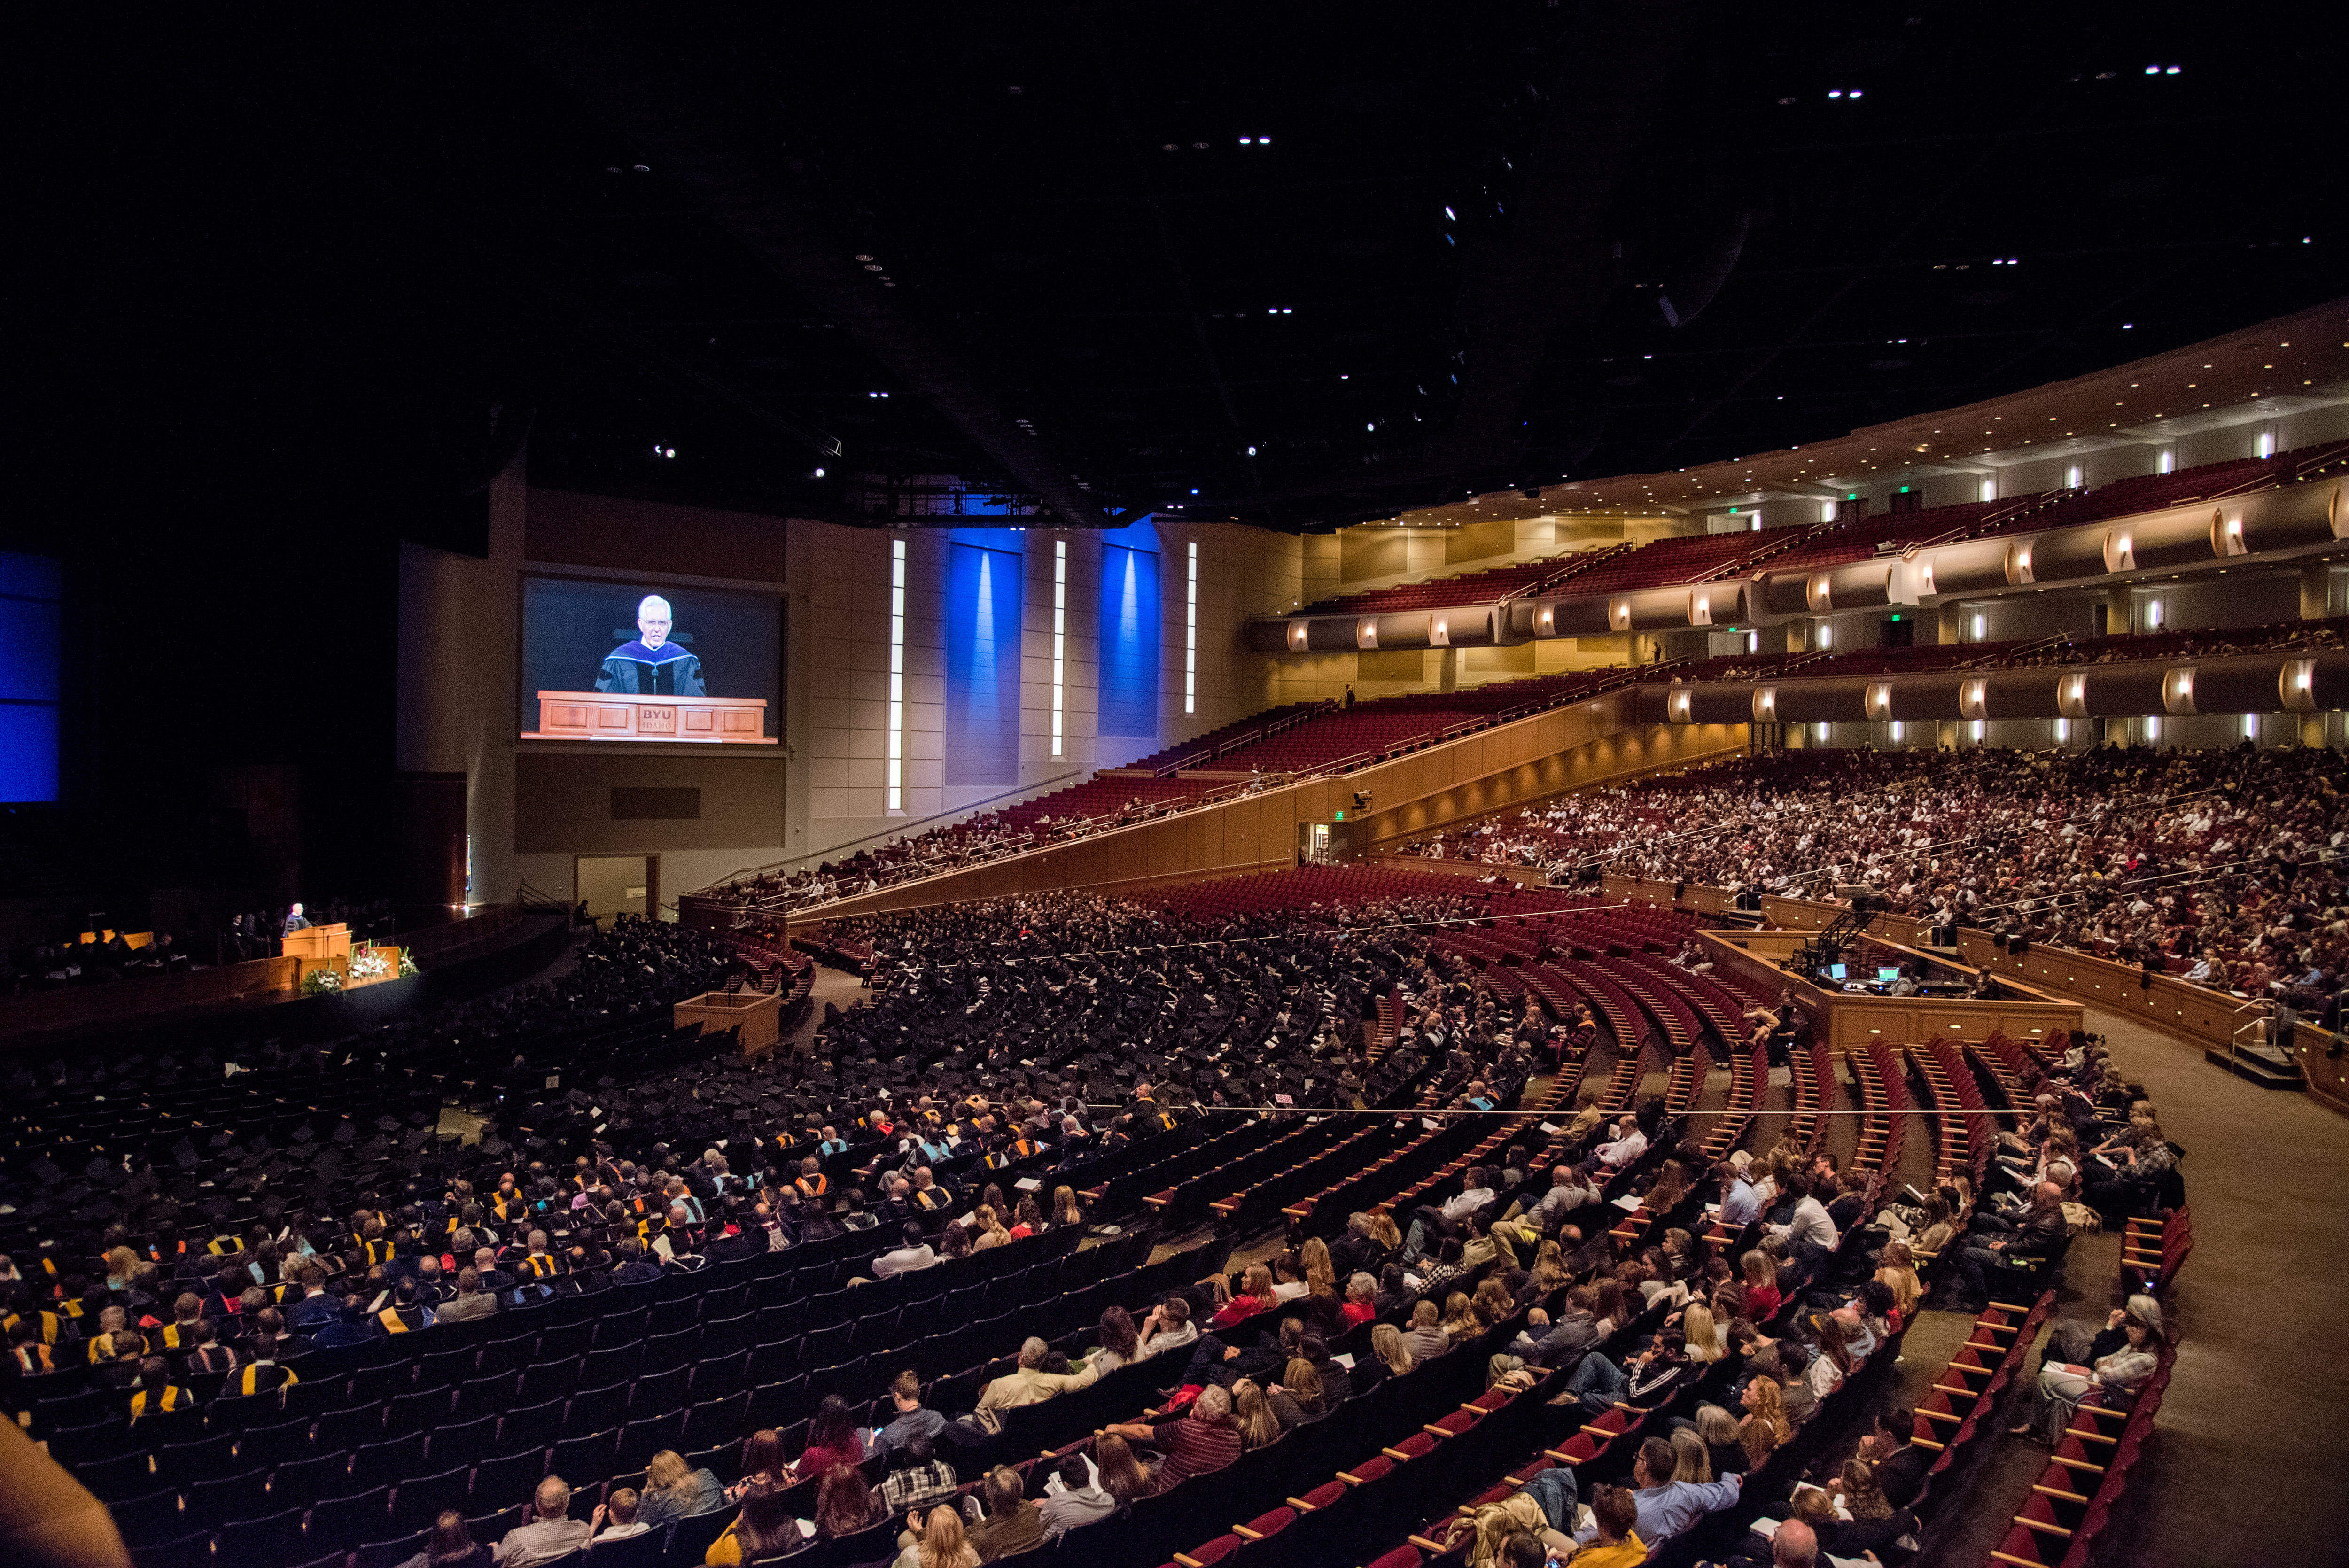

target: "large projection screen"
[520,574,782,744]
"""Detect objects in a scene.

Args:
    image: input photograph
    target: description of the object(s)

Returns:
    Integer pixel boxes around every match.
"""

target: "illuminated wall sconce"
[1287,621,1309,652]
[1688,591,1713,627]
[1429,616,1450,646]
[1355,618,1379,650]
[1538,604,1556,634]
[1959,678,1988,721]
[2212,510,2248,557]
[2281,658,2318,711]
[1805,572,1833,613]
[1609,597,1633,631]
[1751,687,1779,722]
[1863,682,1893,721]
[2162,666,2197,714]
[1667,685,1693,723]
[2057,672,2089,719]
[2004,541,2035,585]
[2103,529,2135,574]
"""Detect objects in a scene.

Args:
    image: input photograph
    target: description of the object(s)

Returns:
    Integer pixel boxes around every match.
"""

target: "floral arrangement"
[349,947,393,982]
[300,966,343,995]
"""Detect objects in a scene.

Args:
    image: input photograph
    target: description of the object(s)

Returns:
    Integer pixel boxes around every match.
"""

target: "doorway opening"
[576,854,658,926]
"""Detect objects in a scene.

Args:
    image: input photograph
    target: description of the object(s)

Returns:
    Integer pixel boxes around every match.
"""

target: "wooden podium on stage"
[523,692,776,744]
[674,990,785,1058]
[280,924,351,962]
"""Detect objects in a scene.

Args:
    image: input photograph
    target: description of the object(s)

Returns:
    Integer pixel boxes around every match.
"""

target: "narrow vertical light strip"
[1184,541,1198,714]
[1051,541,1066,757]
[887,538,905,812]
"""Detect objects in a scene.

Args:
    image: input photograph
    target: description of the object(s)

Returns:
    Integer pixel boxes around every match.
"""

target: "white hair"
[637,594,673,621]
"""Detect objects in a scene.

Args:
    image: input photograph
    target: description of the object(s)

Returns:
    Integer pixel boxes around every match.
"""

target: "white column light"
[1051,541,1066,757]
[1185,541,1199,714]
[887,538,906,812]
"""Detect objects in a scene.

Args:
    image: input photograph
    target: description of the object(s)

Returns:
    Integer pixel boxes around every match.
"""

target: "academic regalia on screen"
[598,638,705,695]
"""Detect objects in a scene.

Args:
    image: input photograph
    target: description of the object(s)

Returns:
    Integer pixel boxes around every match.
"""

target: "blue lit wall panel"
[0,598,59,702]
[0,706,59,803]
[945,542,1021,785]
[0,552,62,802]
[1098,544,1160,738]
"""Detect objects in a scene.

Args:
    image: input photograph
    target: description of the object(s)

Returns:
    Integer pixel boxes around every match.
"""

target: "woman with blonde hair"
[1229,1378,1283,1449]
[1050,1185,1085,1229]
[969,1205,1010,1250]
[1364,1209,1402,1251]
[1471,1277,1514,1330]
[1091,1432,1155,1504]
[1206,1263,1276,1329]
[1819,1456,1917,1560]
[639,1448,725,1528]
[1873,1241,1923,1320]
[1301,1236,1336,1298]
[1669,1424,1711,1483]
[1370,1322,1416,1378]
[1521,1238,1568,1303]
[1788,1484,1837,1531]
[891,1505,980,1568]
[1439,1491,1571,1568]
[1680,1302,1726,1363]
[1274,1357,1325,1421]
[1738,1369,1792,1464]
[1439,1290,1479,1340]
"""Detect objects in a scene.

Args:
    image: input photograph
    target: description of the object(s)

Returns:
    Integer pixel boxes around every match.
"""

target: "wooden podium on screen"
[523,692,777,743]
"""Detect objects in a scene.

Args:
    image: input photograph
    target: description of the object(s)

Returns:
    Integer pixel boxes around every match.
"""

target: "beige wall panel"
[1446,518,1517,565]
[513,752,786,855]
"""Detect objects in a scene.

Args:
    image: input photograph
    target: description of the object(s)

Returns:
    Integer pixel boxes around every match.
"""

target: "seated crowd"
[0,858,2186,1567]
[0,888,1548,1560]
[1405,743,2346,1021]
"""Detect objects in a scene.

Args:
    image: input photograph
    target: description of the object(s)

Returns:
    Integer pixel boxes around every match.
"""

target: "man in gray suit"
[435,1267,498,1323]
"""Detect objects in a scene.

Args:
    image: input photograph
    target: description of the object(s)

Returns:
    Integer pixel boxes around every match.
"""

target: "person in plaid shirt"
[878,1432,958,1515]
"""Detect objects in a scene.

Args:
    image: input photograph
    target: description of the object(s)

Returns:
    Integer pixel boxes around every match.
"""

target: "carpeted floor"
[1895,1003,2349,1568]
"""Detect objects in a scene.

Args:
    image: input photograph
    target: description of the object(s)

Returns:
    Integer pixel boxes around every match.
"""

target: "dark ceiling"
[12,1,2349,538]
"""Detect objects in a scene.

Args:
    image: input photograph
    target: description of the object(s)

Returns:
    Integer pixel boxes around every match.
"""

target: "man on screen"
[596,594,705,697]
